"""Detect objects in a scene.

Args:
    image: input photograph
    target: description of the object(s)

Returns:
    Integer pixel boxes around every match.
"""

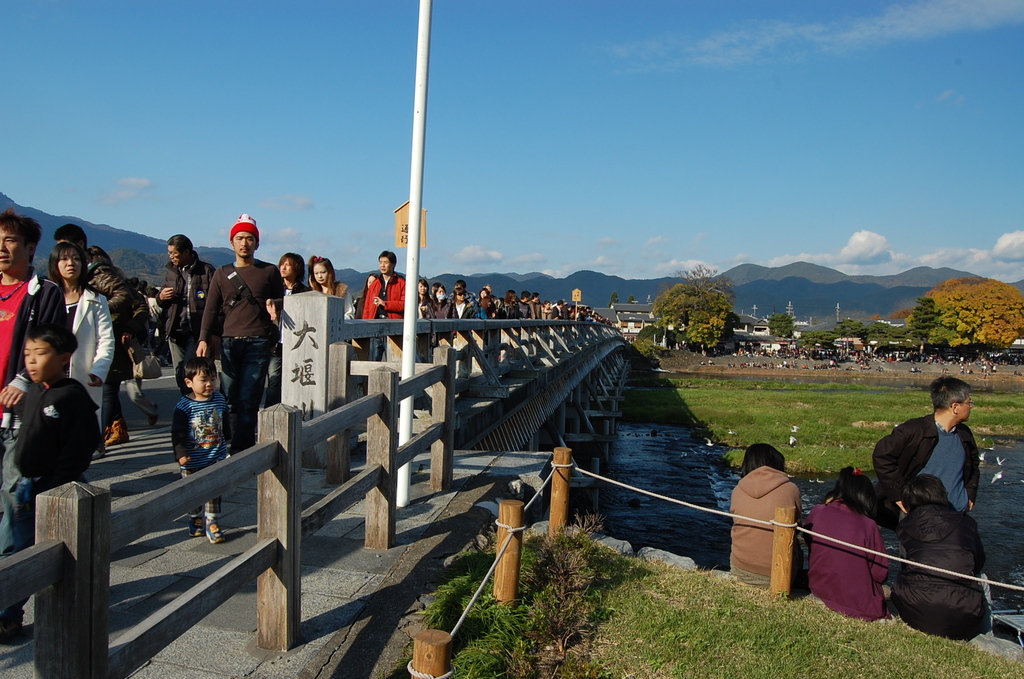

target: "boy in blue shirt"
[172,357,230,543]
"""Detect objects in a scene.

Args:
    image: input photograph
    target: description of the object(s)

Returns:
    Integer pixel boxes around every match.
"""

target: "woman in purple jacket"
[805,467,890,621]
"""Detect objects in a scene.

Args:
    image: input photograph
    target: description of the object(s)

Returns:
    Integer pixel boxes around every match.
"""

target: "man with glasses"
[873,376,980,529]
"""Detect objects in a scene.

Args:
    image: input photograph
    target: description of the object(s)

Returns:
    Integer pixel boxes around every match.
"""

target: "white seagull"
[791,425,800,433]
[978,451,986,462]
[704,438,714,447]
[789,435,797,447]
[996,456,1005,466]
[991,471,1003,484]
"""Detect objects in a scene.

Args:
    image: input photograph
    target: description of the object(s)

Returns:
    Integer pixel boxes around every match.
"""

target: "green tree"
[626,294,636,303]
[767,313,795,338]
[609,291,619,306]
[907,297,940,346]
[653,266,735,350]
[833,319,867,339]
[798,330,838,350]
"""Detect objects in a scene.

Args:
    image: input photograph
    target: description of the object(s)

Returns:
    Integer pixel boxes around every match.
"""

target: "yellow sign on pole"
[394,201,427,248]
[571,288,583,302]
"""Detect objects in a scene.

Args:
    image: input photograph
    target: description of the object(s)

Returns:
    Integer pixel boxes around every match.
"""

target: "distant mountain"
[3,192,988,318]
[723,261,975,289]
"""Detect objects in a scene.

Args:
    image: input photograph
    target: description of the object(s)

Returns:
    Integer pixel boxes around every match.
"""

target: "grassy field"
[404,532,1022,679]
[623,377,1024,474]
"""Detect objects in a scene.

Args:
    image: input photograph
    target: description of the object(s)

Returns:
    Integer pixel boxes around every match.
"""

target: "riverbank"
[654,350,1024,386]
[406,527,1023,678]
[622,375,1024,474]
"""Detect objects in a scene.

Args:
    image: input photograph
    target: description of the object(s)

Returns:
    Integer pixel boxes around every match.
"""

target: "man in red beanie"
[197,215,283,452]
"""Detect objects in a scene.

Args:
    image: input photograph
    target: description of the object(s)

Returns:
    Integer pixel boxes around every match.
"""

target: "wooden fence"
[0,318,625,679]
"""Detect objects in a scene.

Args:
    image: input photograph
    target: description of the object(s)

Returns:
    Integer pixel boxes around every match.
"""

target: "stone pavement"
[0,424,550,678]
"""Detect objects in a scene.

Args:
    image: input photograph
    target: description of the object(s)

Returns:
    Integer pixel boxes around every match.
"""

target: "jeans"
[264,343,283,408]
[369,337,386,362]
[169,335,199,396]
[103,379,158,428]
[0,431,31,624]
[0,427,18,556]
[221,337,274,453]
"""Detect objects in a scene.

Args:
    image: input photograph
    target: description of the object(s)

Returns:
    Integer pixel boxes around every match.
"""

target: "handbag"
[128,338,162,380]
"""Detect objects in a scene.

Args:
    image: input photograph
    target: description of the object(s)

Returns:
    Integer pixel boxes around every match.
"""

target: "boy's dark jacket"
[14,378,100,495]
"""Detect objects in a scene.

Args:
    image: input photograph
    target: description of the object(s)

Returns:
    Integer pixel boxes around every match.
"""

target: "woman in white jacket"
[48,241,115,457]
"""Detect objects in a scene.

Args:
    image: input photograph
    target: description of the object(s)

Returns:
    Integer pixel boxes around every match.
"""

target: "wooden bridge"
[0,303,629,678]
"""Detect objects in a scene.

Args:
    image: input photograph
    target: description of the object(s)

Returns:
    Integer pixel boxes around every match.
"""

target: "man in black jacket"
[157,235,217,395]
[872,376,980,529]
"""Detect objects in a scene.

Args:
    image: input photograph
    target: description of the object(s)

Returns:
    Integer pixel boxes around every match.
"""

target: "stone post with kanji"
[281,292,346,468]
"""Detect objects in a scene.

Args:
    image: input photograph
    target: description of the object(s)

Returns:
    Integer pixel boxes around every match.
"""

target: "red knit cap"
[229,214,259,242]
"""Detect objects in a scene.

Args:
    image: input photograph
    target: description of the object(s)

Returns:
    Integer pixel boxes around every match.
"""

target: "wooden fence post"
[494,500,524,603]
[327,341,352,484]
[769,505,797,597]
[430,345,455,492]
[411,629,452,678]
[366,366,399,550]
[34,482,110,679]
[256,404,303,651]
[548,447,572,538]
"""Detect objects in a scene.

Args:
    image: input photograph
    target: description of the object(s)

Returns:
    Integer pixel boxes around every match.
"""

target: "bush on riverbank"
[403,529,1021,678]
[623,377,1020,474]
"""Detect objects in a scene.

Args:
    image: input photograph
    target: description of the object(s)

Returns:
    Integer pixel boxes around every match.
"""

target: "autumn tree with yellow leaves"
[923,277,1024,347]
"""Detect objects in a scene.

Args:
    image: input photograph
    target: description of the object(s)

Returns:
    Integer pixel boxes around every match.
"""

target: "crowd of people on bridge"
[730,376,989,642]
[0,209,620,640]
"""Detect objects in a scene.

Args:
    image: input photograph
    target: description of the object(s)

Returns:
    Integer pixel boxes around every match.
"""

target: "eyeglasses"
[954,400,974,408]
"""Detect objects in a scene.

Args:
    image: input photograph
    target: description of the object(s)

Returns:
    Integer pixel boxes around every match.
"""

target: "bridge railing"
[0,318,623,679]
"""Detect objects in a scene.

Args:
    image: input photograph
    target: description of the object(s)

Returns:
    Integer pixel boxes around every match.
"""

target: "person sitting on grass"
[804,467,890,621]
[172,356,230,544]
[0,323,100,640]
[890,474,987,640]
[730,443,803,588]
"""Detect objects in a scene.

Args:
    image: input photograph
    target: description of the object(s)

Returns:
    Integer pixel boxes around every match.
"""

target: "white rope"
[797,526,1024,593]
[573,467,773,527]
[407,660,454,679]
[574,467,1024,594]
[446,459,564,639]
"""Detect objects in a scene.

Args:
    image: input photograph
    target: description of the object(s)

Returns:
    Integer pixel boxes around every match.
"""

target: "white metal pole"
[397,0,433,508]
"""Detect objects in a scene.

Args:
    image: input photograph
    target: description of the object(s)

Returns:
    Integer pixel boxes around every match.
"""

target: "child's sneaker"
[188,517,204,538]
[206,522,225,544]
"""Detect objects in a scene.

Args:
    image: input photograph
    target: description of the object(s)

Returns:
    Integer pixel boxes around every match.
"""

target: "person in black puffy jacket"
[891,474,987,640]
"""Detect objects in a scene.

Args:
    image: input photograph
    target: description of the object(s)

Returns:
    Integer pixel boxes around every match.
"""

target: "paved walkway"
[0,425,548,678]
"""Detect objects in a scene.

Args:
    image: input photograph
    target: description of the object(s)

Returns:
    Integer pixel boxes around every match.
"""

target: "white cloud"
[611,0,1024,69]
[598,237,620,247]
[259,194,314,211]
[100,177,155,205]
[836,230,892,264]
[992,231,1024,261]
[646,235,670,245]
[451,245,504,266]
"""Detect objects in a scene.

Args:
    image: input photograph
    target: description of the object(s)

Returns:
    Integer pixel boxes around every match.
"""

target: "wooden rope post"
[494,500,525,603]
[34,482,111,679]
[769,505,797,597]
[327,341,353,484]
[411,629,452,678]
[366,366,399,550]
[548,447,572,537]
[430,345,455,492]
[256,404,303,651]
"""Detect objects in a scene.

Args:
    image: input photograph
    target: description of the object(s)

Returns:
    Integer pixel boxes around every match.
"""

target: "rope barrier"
[446,460,558,640]
[573,467,1024,594]
[406,661,454,679]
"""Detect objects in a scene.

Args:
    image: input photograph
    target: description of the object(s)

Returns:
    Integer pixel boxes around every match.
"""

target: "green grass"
[405,532,1022,678]
[623,378,1024,474]
[595,563,1021,679]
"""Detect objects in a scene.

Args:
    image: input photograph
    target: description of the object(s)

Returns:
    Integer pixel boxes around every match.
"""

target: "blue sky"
[3,0,1023,281]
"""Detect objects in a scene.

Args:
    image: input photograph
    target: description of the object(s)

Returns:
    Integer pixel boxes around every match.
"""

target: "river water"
[601,421,1024,610]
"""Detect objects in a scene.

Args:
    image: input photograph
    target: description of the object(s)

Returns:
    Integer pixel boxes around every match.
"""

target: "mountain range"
[1,191,1002,320]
